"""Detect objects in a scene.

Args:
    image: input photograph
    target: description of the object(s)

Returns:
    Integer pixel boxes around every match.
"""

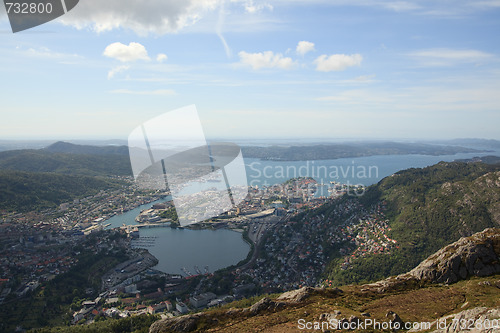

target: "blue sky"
[0,0,499,140]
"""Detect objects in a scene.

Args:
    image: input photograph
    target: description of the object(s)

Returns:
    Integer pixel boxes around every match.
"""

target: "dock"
[134,223,170,228]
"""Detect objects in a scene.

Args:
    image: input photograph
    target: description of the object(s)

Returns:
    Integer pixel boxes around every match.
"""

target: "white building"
[176,301,189,314]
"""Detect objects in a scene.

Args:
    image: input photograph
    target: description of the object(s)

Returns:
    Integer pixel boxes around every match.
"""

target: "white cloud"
[409,48,494,66]
[260,0,421,12]
[238,51,295,70]
[348,74,376,83]
[470,0,500,8]
[156,53,168,63]
[103,42,150,62]
[316,89,393,104]
[61,0,221,35]
[217,1,232,58]
[107,65,130,79]
[296,41,315,56]
[59,0,270,36]
[24,47,82,60]
[110,89,176,96]
[379,1,420,12]
[313,54,363,72]
[52,0,500,36]
[239,0,273,13]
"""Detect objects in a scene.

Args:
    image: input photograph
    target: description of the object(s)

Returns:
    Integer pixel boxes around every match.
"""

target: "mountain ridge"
[45,141,129,156]
[241,142,485,161]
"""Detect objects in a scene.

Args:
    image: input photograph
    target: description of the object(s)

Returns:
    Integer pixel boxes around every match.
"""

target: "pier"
[135,223,170,228]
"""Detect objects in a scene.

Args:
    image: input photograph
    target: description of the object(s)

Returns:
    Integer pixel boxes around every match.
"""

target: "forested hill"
[317,161,500,285]
[0,148,132,176]
[367,161,500,247]
[44,141,129,156]
[241,142,484,161]
[0,170,124,212]
[0,142,132,212]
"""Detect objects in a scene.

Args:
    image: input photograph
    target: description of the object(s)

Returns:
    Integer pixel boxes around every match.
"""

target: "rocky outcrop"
[276,286,314,303]
[409,307,500,332]
[408,228,500,284]
[318,309,342,322]
[362,228,500,292]
[149,314,203,333]
[149,286,343,332]
[245,296,286,315]
[386,310,405,329]
[149,288,320,333]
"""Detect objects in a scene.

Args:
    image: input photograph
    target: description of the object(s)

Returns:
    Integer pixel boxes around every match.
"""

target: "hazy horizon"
[1,136,499,148]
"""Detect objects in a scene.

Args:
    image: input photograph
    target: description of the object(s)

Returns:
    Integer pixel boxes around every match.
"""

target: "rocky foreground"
[150,228,500,332]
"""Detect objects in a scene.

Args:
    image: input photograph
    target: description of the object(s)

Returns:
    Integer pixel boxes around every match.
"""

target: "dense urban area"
[0,174,377,330]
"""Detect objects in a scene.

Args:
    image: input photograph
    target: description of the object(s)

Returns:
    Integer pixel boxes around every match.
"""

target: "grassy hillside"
[324,162,500,285]
[30,315,159,333]
[0,170,124,212]
[147,275,500,333]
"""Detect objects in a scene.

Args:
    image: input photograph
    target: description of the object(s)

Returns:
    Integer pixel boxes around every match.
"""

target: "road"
[239,215,284,271]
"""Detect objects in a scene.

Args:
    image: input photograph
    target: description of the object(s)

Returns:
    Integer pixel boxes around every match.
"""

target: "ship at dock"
[135,208,162,223]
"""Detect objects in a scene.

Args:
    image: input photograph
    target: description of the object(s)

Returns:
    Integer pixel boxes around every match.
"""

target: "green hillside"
[0,149,132,176]
[0,170,124,212]
[44,141,129,156]
[324,161,500,285]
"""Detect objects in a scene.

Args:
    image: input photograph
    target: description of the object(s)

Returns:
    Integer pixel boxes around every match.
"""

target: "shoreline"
[131,224,252,276]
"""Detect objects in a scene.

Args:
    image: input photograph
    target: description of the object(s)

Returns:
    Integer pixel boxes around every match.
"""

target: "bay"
[244,151,499,196]
[105,196,171,229]
[105,150,498,275]
[138,227,250,276]
[105,197,250,275]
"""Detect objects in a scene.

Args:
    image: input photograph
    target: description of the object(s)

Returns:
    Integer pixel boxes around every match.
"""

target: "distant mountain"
[0,141,489,171]
[437,138,500,149]
[45,140,486,162]
[0,170,123,211]
[0,148,132,176]
[455,155,500,164]
[241,142,484,161]
[0,142,132,211]
[45,141,129,156]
